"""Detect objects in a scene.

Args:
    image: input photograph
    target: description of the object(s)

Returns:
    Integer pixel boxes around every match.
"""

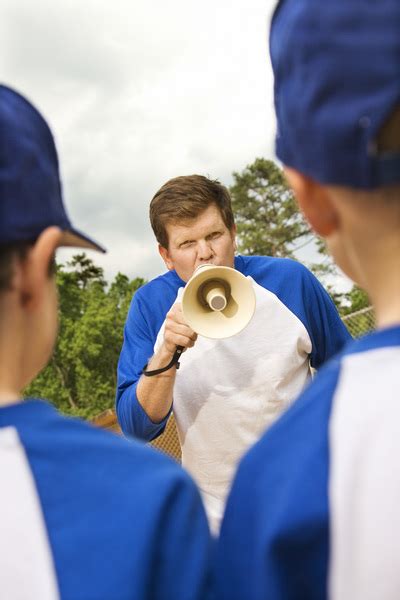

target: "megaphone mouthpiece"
[201,280,228,312]
[181,264,256,339]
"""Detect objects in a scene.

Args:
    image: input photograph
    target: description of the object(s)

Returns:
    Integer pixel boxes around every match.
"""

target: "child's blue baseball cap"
[270,0,400,189]
[0,85,105,251]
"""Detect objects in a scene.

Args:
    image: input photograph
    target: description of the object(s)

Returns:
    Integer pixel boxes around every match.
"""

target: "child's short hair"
[0,243,29,292]
[0,243,56,293]
[376,106,400,155]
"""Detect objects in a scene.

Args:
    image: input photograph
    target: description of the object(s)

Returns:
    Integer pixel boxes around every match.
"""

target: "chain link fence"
[341,306,375,338]
[92,409,182,462]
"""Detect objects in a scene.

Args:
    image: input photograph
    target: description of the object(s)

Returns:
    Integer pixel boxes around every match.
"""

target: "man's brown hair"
[149,175,235,248]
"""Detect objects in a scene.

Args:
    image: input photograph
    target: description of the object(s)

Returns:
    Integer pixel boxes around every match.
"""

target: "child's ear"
[284,167,339,237]
[21,227,62,310]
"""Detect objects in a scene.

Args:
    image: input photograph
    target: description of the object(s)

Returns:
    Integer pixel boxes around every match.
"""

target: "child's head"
[0,85,105,393]
[269,1,400,291]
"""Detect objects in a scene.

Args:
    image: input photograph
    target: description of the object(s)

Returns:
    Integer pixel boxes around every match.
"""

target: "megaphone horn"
[181,264,256,339]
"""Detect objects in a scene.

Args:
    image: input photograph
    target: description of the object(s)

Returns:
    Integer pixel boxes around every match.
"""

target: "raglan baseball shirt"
[0,399,213,600]
[216,325,400,600]
[117,255,350,533]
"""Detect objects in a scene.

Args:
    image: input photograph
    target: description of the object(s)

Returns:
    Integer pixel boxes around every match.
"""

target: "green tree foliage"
[229,158,312,258]
[25,254,145,419]
[230,157,346,303]
[338,286,374,337]
[340,286,370,315]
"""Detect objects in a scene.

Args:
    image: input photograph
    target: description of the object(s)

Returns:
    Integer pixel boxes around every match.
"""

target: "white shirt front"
[155,278,312,533]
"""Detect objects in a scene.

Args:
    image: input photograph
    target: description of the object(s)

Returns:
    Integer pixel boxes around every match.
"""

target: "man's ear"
[231,224,238,251]
[21,227,63,309]
[158,244,174,271]
[284,167,339,237]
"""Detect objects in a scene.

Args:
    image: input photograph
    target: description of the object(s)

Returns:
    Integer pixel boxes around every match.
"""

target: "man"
[116,174,350,534]
[216,1,400,598]
[0,85,212,600]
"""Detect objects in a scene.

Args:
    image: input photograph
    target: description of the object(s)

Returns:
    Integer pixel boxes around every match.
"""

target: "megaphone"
[181,264,256,339]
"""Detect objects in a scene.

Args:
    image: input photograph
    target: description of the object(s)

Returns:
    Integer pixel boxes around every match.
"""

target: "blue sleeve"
[242,256,351,369]
[215,361,341,600]
[116,289,171,441]
[295,266,351,368]
[249,257,351,369]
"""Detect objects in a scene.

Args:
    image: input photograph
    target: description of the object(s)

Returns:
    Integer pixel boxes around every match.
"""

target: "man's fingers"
[165,332,197,349]
[166,303,188,326]
[163,303,197,352]
[165,317,196,340]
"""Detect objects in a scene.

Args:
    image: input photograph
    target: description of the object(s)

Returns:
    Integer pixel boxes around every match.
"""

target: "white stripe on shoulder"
[329,346,400,600]
[0,426,60,600]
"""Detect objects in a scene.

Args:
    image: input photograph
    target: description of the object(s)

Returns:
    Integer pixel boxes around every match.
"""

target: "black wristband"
[142,346,183,377]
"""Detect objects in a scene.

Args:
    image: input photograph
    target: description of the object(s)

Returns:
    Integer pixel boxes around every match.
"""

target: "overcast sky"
[2,0,280,281]
[2,0,352,292]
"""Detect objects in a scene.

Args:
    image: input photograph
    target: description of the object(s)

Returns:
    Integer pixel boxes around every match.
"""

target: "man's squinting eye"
[179,231,223,249]
[208,231,223,240]
[180,240,195,249]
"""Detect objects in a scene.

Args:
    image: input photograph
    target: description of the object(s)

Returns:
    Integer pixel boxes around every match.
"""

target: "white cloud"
[2,0,279,282]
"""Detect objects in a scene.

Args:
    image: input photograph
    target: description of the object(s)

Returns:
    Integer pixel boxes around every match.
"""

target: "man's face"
[159,203,237,282]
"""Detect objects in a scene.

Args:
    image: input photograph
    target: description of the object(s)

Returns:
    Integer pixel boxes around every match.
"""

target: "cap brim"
[60,228,106,253]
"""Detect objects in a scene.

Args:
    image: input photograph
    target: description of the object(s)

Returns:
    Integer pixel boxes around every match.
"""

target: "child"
[216,1,400,598]
[0,85,212,600]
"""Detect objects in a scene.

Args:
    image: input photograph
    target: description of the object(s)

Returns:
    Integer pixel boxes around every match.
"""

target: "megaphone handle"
[142,346,183,377]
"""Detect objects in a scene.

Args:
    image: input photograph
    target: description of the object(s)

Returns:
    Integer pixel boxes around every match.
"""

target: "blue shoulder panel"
[216,325,400,600]
[216,357,341,600]
[235,255,351,368]
[0,399,213,600]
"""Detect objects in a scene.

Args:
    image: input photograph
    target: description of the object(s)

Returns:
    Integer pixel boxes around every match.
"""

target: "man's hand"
[137,302,198,423]
[163,303,198,356]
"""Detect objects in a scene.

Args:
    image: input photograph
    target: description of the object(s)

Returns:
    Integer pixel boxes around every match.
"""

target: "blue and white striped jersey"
[216,324,400,600]
[0,399,213,600]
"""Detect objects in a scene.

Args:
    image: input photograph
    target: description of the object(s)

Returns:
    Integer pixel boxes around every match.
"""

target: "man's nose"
[197,239,213,261]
